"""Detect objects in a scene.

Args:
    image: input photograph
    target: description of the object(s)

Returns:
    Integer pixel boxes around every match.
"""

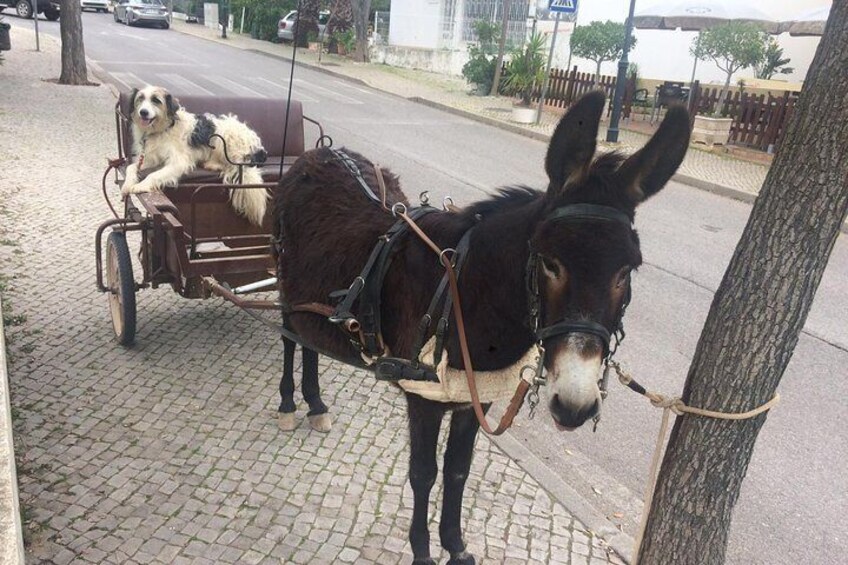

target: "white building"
[377,0,826,85]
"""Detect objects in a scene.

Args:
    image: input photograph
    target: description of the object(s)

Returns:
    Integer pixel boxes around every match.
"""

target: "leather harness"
[283,150,633,435]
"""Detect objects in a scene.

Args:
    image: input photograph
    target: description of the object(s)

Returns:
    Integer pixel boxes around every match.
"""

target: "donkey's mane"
[461,186,541,220]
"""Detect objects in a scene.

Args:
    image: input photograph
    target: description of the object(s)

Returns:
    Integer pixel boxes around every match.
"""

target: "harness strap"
[537,320,612,355]
[547,203,632,227]
[432,229,474,365]
[395,210,529,436]
[330,207,435,357]
[411,228,474,366]
[330,148,383,205]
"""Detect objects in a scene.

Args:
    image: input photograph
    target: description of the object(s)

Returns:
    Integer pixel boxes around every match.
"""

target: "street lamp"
[606,0,637,143]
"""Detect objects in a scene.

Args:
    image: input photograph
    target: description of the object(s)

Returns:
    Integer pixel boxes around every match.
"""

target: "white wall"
[565,0,826,85]
[389,0,444,49]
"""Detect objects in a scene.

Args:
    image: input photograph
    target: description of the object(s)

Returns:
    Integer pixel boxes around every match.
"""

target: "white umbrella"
[633,0,779,33]
[632,1,780,99]
[779,6,830,37]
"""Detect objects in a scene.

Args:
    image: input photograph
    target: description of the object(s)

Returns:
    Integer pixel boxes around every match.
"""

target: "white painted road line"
[216,76,267,98]
[110,72,146,90]
[247,77,318,102]
[294,79,364,104]
[157,74,215,95]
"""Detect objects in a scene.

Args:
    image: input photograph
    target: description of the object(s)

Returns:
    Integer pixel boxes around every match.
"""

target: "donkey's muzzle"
[550,394,600,429]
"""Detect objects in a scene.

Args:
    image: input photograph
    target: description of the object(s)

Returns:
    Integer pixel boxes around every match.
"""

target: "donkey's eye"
[541,256,561,278]
[616,268,632,288]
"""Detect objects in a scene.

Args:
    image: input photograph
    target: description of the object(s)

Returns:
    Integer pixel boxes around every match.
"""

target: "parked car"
[0,0,60,21]
[81,0,109,13]
[277,10,329,42]
[114,0,169,28]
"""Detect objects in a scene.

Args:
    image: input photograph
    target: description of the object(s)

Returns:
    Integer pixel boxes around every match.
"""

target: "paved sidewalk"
[1,27,625,565]
[164,21,769,201]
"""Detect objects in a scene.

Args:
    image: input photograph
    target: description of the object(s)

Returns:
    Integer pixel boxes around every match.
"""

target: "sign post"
[536,0,578,124]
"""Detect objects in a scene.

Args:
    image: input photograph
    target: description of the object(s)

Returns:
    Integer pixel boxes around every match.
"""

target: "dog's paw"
[127,181,153,194]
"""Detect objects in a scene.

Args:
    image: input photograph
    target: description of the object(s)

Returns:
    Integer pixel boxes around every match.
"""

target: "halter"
[525,203,634,426]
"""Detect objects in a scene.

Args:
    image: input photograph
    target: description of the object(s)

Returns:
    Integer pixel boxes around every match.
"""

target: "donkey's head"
[532,91,690,430]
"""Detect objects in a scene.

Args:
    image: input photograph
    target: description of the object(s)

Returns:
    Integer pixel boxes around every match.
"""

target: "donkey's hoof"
[277,412,298,431]
[447,551,476,565]
[412,559,437,565]
[308,413,332,433]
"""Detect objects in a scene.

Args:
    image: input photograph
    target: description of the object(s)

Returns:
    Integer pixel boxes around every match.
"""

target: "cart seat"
[118,92,305,182]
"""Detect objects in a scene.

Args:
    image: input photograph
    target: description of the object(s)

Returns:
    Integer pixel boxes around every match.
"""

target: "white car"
[81,0,109,12]
[277,10,330,42]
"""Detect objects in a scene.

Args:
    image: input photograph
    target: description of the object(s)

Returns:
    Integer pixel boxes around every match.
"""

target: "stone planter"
[511,106,537,124]
[692,115,733,147]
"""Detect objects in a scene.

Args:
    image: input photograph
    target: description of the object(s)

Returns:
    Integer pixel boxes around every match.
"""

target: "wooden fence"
[500,65,637,119]
[688,83,798,152]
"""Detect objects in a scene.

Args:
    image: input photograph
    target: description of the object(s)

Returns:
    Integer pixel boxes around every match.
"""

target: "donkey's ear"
[545,91,606,194]
[614,105,691,205]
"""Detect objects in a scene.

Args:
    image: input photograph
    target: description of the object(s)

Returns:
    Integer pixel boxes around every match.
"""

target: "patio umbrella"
[779,6,831,37]
[632,1,780,93]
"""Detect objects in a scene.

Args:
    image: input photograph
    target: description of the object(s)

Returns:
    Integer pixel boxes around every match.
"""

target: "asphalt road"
[13,13,848,564]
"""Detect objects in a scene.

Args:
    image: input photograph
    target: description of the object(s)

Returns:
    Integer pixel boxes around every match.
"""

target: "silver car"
[114,0,169,29]
[277,10,329,42]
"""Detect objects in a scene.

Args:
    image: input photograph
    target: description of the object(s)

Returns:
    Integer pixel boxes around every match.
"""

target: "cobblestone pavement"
[167,21,769,199]
[1,28,624,564]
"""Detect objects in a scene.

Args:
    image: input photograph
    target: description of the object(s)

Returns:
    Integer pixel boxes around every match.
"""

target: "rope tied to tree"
[610,360,780,565]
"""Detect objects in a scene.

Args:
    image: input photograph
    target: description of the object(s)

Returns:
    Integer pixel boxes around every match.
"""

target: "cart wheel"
[105,231,137,346]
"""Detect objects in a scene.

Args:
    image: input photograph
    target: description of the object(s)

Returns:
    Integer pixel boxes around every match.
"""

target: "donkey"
[273,92,690,564]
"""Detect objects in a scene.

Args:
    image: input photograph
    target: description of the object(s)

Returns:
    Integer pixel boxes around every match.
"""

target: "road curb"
[0,297,25,565]
[492,431,635,564]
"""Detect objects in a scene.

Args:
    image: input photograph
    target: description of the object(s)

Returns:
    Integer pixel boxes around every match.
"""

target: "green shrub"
[461,19,500,94]
[503,31,547,107]
[231,0,297,42]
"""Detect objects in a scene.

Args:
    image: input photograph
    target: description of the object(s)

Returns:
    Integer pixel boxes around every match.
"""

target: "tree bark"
[59,0,88,85]
[638,4,848,565]
[489,0,511,96]
[295,0,320,49]
[350,0,371,62]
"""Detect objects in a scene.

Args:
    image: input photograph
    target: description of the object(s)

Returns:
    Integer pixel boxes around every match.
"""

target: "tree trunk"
[638,4,848,565]
[350,0,371,62]
[59,0,88,85]
[295,0,320,49]
[715,70,733,117]
[489,0,511,96]
[594,60,602,86]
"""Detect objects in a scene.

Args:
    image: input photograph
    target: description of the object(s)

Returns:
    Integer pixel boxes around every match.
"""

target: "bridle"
[524,203,634,428]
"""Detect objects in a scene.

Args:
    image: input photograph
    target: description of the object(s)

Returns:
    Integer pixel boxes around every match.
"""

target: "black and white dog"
[122,85,269,225]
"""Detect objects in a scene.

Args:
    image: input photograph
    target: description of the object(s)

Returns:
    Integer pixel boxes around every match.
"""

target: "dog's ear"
[130,88,139,107]
[165,93,179,118]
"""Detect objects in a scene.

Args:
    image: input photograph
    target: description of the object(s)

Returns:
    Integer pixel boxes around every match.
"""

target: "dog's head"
[130,85,179,133]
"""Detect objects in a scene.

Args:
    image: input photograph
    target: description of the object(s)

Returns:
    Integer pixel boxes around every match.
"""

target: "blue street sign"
[549,0,578,14]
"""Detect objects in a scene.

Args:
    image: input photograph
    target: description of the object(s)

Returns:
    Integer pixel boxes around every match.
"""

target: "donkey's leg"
[440,405,487,565]
[302,347,332,433]
[278,336,298,431]
[407,394,444,565]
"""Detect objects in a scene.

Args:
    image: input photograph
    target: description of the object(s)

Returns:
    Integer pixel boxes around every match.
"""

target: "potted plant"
[333,28,355,56]
[690,22,767,146]
[503,31,547,124]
